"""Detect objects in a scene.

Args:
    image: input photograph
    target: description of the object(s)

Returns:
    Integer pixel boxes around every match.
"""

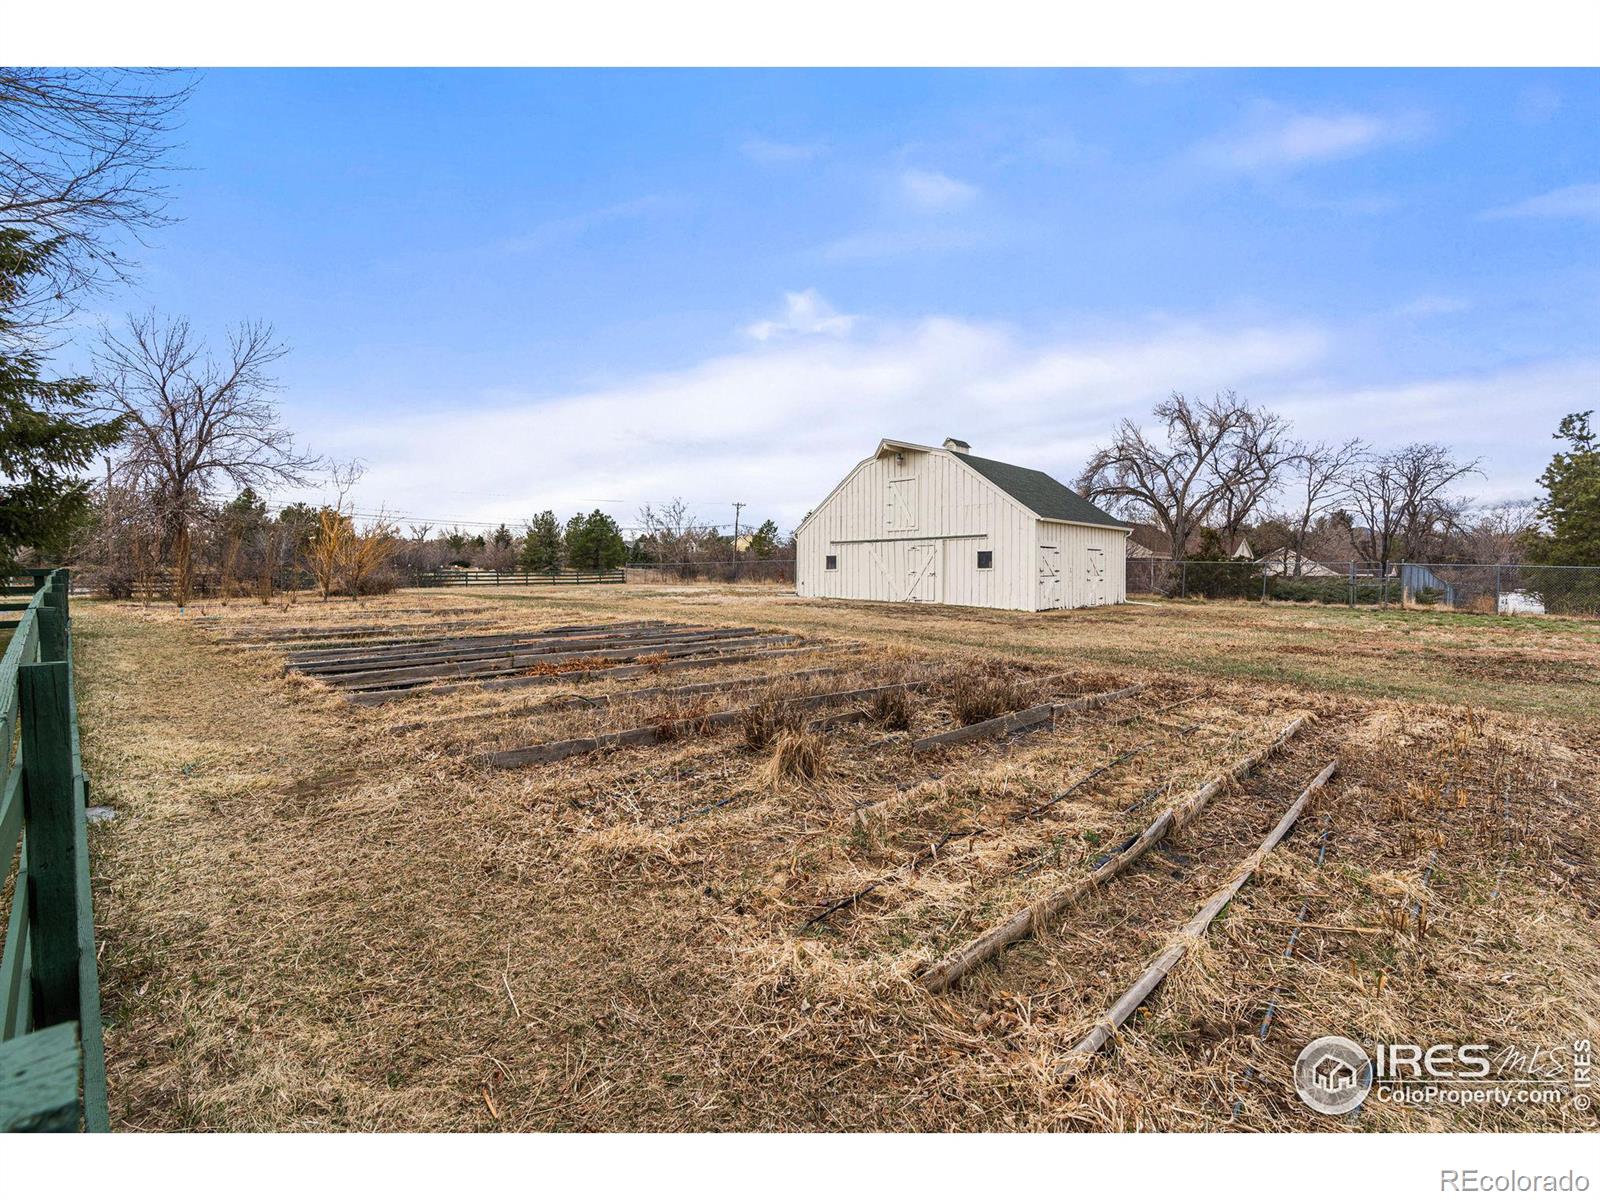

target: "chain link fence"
[1125,557,1600,616]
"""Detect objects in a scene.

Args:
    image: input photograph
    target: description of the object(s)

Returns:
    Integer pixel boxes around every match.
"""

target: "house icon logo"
[1295,1036,1372,1115]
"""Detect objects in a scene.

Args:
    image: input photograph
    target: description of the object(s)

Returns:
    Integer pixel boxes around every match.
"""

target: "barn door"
[1084,546,1107,605]
[887,479,917,531]
[905,542,940,603]
[1037,545,1063,609]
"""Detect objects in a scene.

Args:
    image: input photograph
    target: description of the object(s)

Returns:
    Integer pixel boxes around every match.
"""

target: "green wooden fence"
[0,568,108,1132]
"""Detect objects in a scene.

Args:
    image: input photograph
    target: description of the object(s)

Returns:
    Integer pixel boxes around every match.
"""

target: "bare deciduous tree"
[1345,443,1480,575]
[1287,438,1365,575]
[1209,407,1294,551]
[93,312,319,601]
[95,311,319,526]
[1077,390,1266,561]
[0,69,193,310]
[636,498,719,568]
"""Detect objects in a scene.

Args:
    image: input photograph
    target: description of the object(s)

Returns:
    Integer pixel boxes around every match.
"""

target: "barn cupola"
[942,437,971,452]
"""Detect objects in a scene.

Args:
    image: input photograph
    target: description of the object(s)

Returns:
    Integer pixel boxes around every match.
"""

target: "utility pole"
[731,502,745,581]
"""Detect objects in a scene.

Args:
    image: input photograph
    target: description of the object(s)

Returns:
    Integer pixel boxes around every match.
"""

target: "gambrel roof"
[798,438,1132,536]
[949,450,1128,531]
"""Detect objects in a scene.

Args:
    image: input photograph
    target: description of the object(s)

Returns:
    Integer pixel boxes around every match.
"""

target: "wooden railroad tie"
[917,713,1313,993]
[1057,759,1338,1083]
[482,679,937,769]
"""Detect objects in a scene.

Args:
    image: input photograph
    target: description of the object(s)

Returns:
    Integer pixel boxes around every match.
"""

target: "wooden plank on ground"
[909,684,1146,753]
[1057,760,1337,1081]
[270,619,674,658]
[388,666,856,733]
[344,644,832,706]
[328,632,801,691]
[291,624,752,676]
[917,713,1311,993]
[483,679,934,769]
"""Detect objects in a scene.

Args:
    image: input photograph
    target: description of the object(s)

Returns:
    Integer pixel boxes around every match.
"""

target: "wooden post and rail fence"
[0,567,108,1132]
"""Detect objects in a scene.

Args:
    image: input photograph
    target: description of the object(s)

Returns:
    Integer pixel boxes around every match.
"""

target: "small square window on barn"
[977,550,994,570]
[825,554,838,570]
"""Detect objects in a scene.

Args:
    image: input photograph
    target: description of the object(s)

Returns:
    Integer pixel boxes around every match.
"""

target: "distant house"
[1257,548,1341,578]
[1126,523,1173,559]
[796,437,1131,611]
[1230,536,1254,560]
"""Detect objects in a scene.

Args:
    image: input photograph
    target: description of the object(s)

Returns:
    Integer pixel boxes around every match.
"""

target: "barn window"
[825,554,838,570]
[976,550,993,570]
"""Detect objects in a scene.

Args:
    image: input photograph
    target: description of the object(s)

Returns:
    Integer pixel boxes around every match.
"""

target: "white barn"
[796,437,1130,612]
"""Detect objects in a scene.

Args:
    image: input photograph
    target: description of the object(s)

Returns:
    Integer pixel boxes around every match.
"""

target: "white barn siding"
[797,448,1036,611]
[1036,520,1127,608]
[797,440,1129,613]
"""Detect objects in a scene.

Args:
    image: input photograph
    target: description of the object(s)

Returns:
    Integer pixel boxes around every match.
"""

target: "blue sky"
[79,68,1599,533]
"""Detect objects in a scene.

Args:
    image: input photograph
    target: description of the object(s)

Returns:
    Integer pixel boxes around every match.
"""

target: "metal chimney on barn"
[942,437,971,452]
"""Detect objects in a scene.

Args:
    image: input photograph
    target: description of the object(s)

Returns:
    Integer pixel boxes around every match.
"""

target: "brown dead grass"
[75,586,1600,1132]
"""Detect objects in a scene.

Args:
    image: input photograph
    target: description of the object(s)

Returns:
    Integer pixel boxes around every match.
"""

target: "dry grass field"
[72,584,1600,1131]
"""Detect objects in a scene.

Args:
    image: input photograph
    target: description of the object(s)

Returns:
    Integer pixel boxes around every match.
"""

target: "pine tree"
[519,510,563,572]
[747,518,780,559]
[564,509,626,570]
[1529,412,1600,566]
[0,230,125,565]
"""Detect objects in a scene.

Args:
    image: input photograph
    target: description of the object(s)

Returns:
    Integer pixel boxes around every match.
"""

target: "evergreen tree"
[747,518,780,560]
[443,527,469,565]
[276,501,320,554]
[222,487,268,539]
[518,510,563,572]
[564,509,626,570]
[0,230,125,565]
[1529,411,1600,566]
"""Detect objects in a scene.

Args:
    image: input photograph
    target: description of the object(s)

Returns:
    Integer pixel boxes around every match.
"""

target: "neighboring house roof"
[1127,522,1175,556]
[949,450,1129,530]
[1256,548,1341,577]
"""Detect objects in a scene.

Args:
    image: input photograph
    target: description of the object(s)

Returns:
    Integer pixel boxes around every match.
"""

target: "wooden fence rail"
[413,569,625,587]
[0,568,108,1132]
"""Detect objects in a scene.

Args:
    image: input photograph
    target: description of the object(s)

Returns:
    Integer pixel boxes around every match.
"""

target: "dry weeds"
[74,585,1600,1131]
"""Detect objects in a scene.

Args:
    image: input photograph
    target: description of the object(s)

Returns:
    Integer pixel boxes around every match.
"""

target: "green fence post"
[20,661,81,1032]
[37,605,66,665]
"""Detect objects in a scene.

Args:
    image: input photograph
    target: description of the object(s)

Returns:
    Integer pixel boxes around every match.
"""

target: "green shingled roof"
[951,451,1128,529]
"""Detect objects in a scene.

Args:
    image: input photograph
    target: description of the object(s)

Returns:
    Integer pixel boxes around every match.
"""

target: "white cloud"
[742,290,856,341]
[896,168,978,212]
[499,195,682,254]
[288,311,1332,530]
[820,225,993,262]
[1393,294,1471,318]
[1277,359,1598,503]
[284,307,1587,533]
[1480,182,1600,222]
[740,137,825,164]
[1193,108,1429,172]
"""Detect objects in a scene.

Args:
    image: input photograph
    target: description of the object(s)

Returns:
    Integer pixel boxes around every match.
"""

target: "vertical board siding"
[797,446,1127,611]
